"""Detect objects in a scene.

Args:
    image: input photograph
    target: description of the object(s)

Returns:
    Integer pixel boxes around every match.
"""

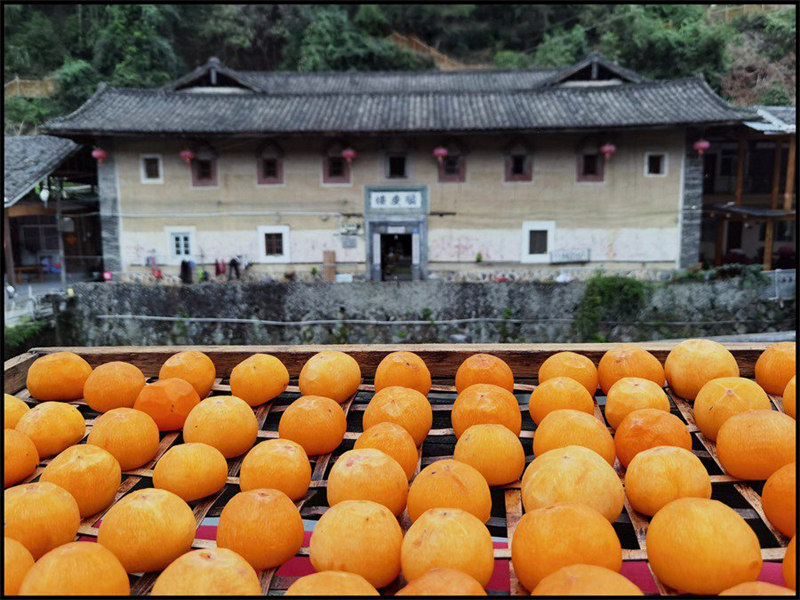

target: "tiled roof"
[169,52,637,95]
[745,105,796,135]
[41,77,754,137]
[234,68,560,95]
[758,105,795,126]
[4,135,79,207]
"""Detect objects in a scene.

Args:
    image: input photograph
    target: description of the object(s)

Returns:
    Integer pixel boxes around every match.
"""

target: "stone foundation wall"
[60,277,796,347]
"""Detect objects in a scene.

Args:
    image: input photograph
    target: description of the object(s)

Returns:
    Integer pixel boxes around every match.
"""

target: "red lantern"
[341,147,357,164]
[102,270,113,281]
[600,143,616,161]
[180,149,195,164]
[433,146,449,164]
[693,139,710,156]
[91,148,108,164]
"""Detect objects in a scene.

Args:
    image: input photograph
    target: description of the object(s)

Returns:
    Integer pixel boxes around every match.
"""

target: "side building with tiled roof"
[42,53,777,281]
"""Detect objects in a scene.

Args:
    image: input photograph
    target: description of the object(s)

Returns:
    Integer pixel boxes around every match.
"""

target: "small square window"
[388,155,407,178]
[582,154,599,176]
[528,230,548,255]
[647,154,665,176]
[328,157,345,178]
[262,158,278,179]
[443,156,460,176]
[511,155,526,176]
[170,233,192,258]
[264,233,284,256]
[197,160,213,181]
[143,158,160,180]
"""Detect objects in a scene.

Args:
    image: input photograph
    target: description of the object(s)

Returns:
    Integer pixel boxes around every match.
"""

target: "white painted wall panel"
[122,228,366,266]
[427,227,679,263]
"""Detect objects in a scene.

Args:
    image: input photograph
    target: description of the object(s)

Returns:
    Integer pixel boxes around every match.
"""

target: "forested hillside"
[4,4,795,135]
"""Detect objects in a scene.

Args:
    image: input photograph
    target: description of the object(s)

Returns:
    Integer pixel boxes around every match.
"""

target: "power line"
[94,314,789,328]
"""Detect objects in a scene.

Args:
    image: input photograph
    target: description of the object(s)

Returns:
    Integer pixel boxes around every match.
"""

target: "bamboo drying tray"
[4,343,790,596]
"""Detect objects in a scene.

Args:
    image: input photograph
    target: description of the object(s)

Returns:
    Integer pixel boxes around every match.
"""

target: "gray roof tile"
[755,105,796,127]
[235,68,560,95]
[41,77,754,137]
[4,135,79,206]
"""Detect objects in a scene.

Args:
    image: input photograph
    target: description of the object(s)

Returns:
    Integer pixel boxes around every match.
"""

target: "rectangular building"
[41,53,758,280]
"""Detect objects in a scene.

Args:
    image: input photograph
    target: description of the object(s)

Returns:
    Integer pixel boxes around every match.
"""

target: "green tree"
[735,8,796,61]
[295,7,431,72]
[533,26,589,67]
[2,3,796,133]
[4,97,56,135]
[51,58,101,113]
[596,5,734,88]
[354,4,390,37]
[3,5,66,78]
[93,5,183,87]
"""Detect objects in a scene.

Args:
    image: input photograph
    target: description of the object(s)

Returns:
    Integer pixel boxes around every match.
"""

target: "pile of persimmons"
[3,340,796,596]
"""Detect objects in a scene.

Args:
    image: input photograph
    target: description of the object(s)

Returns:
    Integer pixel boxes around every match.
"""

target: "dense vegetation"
[4,4,796,134]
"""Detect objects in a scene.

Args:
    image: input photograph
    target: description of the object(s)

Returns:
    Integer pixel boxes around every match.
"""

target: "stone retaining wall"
[60,277,796,346]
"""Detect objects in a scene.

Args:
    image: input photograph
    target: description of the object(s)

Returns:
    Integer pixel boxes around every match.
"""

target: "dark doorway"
[380,234,412,281]
[703,153,717,194]
[727,221,743,250]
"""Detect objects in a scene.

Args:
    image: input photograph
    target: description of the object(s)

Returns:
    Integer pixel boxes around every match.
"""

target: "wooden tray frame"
[4,344,790,596]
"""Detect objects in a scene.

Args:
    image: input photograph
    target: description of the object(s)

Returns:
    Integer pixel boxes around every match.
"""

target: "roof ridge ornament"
[541,52,647,87]
[165,56,262,93]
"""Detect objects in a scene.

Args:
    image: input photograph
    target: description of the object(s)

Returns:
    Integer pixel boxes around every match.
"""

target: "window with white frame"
[257,225,290,263]
[521,221,555,263]
[644,152,667,177]
[140,154,163,183]
[167,229,194,259]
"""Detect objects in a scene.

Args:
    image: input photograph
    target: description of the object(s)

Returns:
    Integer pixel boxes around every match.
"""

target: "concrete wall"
[63,277,795,346]
[108,129,687,276]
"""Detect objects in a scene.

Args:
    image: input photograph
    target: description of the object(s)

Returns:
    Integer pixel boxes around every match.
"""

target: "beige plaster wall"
[112,129,685,269]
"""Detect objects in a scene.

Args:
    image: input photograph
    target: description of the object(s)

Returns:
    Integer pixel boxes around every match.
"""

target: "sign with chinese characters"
[550,248,591,264]
[369,190,423,210]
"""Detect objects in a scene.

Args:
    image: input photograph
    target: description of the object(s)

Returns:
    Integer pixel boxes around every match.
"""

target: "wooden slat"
[614,458,674,595]
[80,476,142,528]
[4,350,39,394]
[309,395,357,488]
[259,569,276,595]
[130,573,160,595]
[504,489,525,596]
[734,483,790,546]
[26,343,767,377]
[672,395,726,471]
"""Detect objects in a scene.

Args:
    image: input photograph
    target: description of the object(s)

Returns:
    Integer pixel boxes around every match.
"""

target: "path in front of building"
[4,275,92,326]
